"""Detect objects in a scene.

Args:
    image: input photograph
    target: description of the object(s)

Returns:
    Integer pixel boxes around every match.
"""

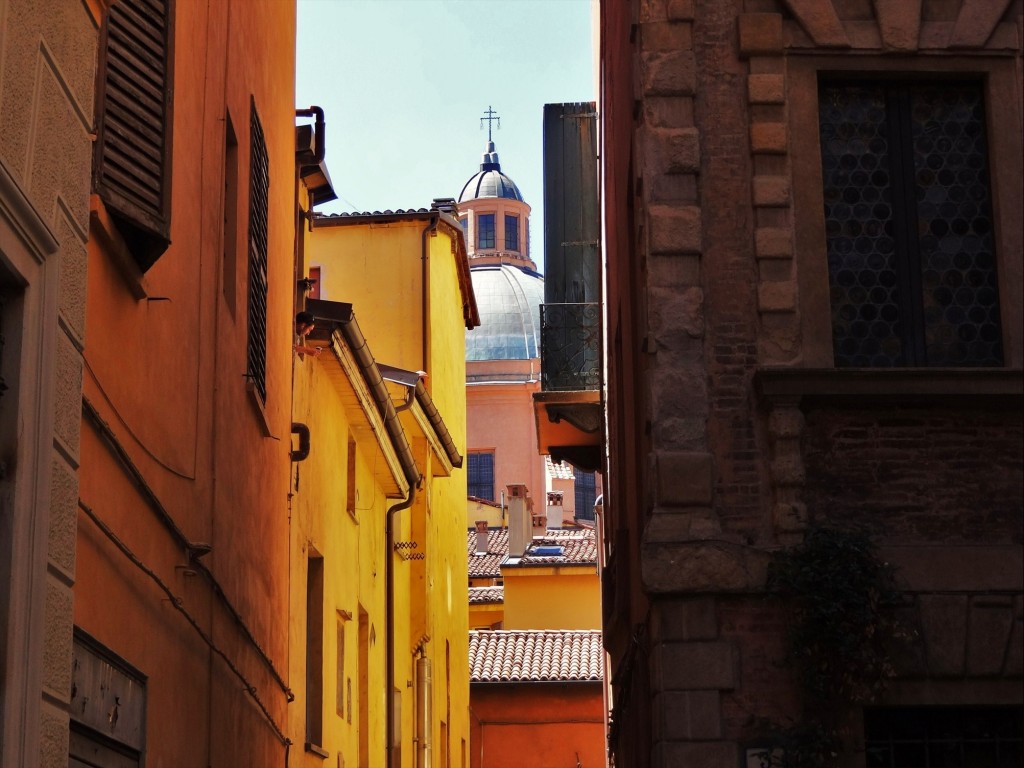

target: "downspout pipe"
[420,213,439,374]
[386,486,415,768]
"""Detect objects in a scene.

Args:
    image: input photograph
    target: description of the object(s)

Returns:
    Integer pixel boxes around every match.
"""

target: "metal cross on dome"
[480,106,500,141]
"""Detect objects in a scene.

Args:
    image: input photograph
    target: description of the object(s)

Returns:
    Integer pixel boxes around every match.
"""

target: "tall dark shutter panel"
[94,0,172,271]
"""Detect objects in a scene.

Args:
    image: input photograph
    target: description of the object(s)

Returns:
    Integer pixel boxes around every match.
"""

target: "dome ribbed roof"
[458,141,524,202]
[465,264,543,361]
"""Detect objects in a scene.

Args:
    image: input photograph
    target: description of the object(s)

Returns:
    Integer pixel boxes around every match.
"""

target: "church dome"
[458,141,524,203]
[466,264,544,361]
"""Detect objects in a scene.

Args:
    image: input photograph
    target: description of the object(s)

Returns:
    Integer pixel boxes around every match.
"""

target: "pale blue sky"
[296,0,596,272]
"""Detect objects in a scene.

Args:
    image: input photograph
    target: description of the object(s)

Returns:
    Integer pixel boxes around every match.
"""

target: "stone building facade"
[0,1,95,764]
[598,1,1022,766]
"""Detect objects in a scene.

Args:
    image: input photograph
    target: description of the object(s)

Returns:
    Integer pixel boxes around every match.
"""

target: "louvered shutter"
[246,102,270,404]
[94,0,173,272]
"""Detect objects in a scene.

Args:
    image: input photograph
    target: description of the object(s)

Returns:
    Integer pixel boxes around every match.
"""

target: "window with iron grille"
[467,452,495,501]
[819,80,1003,368]
[574,468,596,520]
[865,706,1022,768]
[247,101,270,403]
[93,0,174,272]
[504,214,519,251]
[477,214,495,250]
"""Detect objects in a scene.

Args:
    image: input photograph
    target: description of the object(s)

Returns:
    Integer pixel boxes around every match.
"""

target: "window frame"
[789,58,1022,370]
[818,77,1003,367]
[467,450,496,501]
[504,213,519,251]
[477,213,496,250]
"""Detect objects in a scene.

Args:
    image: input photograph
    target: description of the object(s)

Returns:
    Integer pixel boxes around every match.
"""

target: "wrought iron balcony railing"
[540,302,600,392]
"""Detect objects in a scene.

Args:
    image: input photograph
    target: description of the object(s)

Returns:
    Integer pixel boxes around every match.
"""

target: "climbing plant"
[756,526,911,768]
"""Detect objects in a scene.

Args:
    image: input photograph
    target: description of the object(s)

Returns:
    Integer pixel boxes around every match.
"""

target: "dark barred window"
[93,0,174,271]
[477,214,495,250]
[247,101,270,403]
[504,214,519,251]
[467,452,495,501]
[574,468,596,520]
[819,81,1002,367]
[865,706,1022,768]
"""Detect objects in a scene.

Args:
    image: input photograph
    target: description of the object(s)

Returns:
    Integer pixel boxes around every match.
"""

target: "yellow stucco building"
[305,203,478,767]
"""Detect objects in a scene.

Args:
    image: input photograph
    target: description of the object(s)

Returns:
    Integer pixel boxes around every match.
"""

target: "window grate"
[477,214,495,250]
[467,452,495,501]
[819,81,1002,368]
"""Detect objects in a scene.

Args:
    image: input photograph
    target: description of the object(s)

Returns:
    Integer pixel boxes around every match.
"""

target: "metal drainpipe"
[420,214,438,373]
[415,651,432,768]
[386,485,415,768]
[295,106,326,163]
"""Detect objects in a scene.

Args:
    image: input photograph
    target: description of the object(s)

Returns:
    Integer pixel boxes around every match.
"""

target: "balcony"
[534,301,602,472]
[540,302,600,391]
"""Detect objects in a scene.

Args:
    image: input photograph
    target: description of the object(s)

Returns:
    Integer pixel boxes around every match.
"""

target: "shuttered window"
[247,102,270,404]
[94,0,173,272]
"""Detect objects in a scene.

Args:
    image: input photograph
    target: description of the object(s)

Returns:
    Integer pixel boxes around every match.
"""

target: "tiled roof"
[517,529,598,567]
[467,528,509,579]
[467,527,598,574]
[468,586,504,605]
[320,207,430,218]
[469,630,604,683]
[546,456,575,480]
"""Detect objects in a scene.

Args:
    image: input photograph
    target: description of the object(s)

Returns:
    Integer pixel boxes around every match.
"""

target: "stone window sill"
[756,367,1023,407]
[305,742,329,759]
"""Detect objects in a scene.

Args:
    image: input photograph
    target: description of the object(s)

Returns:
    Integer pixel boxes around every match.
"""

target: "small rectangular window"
[305,555,324,748]
[477,214,495,250]
[467,451,495,501]
[504,214,519,251]
[574,468,597,520]
[346,436,358,520]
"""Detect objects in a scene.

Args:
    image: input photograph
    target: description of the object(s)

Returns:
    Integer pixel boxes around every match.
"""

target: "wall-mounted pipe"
[415,653,432,768]
[290,422,310,462]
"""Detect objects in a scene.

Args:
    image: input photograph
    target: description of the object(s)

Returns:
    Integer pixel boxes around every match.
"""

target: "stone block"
[738,13,783,56]
[644,507,721,543]
[642,19,693,52]
[653,739,739,768]
[649,204,702,254]
[966,598,1015,676]
[750,123,788,154]
[919,594,967,676]
[784,0,850,47]
[652,640,737,691]
[752,176,791,207]
[43,579,74,702]
[643,126,700,174]
[656,450,713,506]
[755,227,792,259]
[53,333,83,463]
[642,540,770,593]
[653,690,722,740]
[768,407,804,439]
[667,0,695,21]
[39,699,70,768]
[651,597,719,641]
[874,0,922,50]
[651,286,704,340]
[642,50,697,96]
[757,280,796,312]
[748,74,785,104]
[49,456,79,578]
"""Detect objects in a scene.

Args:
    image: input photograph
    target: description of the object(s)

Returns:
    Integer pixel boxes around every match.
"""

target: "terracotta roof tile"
[545,456,575,480]
[468,630,604,683]
[467,527,598,573]
[467,528,509,579]
[468,586,504,605]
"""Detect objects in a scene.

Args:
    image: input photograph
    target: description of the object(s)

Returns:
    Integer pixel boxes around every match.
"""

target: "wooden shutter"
[94,0,173,272]
[246,102,270,403]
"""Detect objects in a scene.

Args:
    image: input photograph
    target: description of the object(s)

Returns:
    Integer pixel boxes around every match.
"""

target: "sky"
[296,0,596,273]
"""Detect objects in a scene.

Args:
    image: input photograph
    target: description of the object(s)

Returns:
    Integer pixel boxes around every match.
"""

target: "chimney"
[474,520,489,555]
[506,484,532,558]
[545,491,564,529]
[430,197,458,215]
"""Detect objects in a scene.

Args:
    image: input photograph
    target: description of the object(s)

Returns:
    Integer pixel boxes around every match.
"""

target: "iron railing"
[540,302,600,391]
